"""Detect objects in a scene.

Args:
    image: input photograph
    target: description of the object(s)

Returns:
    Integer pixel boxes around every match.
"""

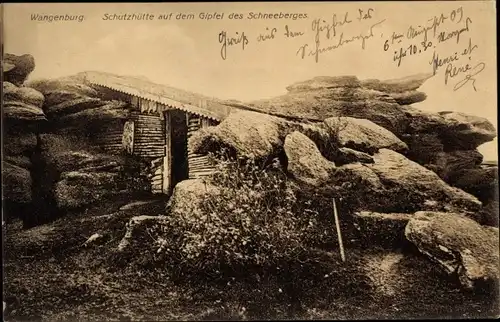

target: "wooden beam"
[163,111,172,194]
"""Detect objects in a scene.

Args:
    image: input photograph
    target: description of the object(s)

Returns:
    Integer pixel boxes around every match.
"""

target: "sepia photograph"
[2,1,499,320]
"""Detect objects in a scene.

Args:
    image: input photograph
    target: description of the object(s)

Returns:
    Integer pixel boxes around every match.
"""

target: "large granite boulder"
[284,131,336,187]
[4,54,35,86]
[324,117,408,154]
[405,211,499,290]
[39,134,128,210]
[283,133,481,215]
[27,77,98,98]
[4,82,44,107]
[431,150,484,181]
[452,166,498,197]
[366,149,482,215]
[2,161,32,204]
[55,171,123,209]
[438,111,498,150]
[3,81,46,121]
[167,179,221,215]
[189,110,293,160]
[360,73,433,93]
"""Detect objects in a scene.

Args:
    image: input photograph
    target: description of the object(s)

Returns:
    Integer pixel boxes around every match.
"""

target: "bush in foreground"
[140,152,341,279]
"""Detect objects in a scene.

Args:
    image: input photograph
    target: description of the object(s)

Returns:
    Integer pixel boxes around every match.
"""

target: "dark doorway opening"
[170,110,189,191]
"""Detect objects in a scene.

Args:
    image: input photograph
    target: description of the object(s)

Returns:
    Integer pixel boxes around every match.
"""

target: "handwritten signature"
[444,61,486,91]
[429,37,478,75]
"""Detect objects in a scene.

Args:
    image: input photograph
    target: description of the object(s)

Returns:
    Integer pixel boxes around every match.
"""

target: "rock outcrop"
[238,74,497,204]
[283,131,482,216]
[3,58,149,226]
[2,162,32,204]
[4,54,36,86]
[438,111,498,150]
[2,55,48,228]
[190,110,408,167]
[3,81,46,122]
[284,131,336,187]
[405,211,499,290]
[189,110,292,160]
[246,74,433,135]
[366,149,482,215]
[324,117,408,154]
[34,93,136,210]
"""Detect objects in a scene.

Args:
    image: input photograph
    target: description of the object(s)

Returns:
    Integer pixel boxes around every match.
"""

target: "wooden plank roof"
[82,71,233,121]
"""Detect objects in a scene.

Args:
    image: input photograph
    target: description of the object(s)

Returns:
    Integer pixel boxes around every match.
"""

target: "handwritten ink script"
[219,31,249,60]
[218,24,305,60]
[382,6,486,92]
[217,8,384,61]
[296,8,386,63]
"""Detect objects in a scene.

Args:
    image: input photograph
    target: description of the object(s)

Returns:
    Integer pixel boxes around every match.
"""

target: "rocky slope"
[3,52,498,312]
[3,54,149,228]
[223,75,497,202]
[188,79,498,290]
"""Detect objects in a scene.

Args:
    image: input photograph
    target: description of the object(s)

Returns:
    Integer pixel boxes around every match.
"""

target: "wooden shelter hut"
[82,71,234,195]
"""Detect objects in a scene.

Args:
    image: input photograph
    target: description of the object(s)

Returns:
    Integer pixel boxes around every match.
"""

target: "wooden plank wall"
[187,114,217,179]
[130,112,165,158]
[129,109,166,194]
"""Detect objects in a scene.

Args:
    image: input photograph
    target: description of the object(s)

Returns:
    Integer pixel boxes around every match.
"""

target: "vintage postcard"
[2,1,498,321]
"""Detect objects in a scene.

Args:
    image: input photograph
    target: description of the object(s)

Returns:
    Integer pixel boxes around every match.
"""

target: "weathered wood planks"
[130,112,165,158]
[186,114,217,179]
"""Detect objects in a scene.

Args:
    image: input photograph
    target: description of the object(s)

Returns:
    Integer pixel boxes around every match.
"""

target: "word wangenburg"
[31,14,85,23]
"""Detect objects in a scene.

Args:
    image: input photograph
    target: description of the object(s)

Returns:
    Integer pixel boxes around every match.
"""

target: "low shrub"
[144,151,339,279]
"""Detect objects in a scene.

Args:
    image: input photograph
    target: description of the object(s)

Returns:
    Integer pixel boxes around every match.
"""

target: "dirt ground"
[3,196,499,321]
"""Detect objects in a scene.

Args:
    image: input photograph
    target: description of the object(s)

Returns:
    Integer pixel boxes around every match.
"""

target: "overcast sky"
[4,2,497,160]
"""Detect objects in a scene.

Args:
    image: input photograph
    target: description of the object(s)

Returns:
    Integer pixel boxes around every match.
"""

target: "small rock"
[119,200,158,211]
[82,233,103,247]
[117,215,168,251]
[336,147,374,165]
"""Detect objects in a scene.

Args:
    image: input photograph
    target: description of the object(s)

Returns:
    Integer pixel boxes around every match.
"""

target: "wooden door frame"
[162,110,172,194]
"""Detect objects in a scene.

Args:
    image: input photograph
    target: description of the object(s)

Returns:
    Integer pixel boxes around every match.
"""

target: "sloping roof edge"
[82,71,231,121]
